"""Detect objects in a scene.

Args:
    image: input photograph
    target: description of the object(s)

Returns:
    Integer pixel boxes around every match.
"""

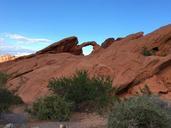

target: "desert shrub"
[48,70,117,113]
[159,51,168,57]
[0,88,23,112]
[0,72,23,112]
[108,95,171,128]
[141,46,158,56]
[142,47,153,56]
[0,72,8,88]
[31,95,72,121]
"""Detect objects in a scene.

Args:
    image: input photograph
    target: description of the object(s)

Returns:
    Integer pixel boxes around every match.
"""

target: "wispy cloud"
[0,33,52,56]
[5,33,51,44]
[0,44,35,56]
[0,37,35,56]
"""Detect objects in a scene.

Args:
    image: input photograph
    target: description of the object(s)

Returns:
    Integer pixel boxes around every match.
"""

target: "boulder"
[101,38,115,48]
[36,36,79,55]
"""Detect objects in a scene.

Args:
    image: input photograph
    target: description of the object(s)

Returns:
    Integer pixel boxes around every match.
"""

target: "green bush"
[31,95,72,121]
[31,70,117,121]
[0,88,23,112]
[108,95,171,128]
[48,70,117,113]
[0,71,23,112]
[142,47,152,56]
[0,72,8,88]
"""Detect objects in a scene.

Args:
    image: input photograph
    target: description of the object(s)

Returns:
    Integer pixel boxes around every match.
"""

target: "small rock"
[3,123,15,128]
[31,126,40,128]
[59,124,66,128]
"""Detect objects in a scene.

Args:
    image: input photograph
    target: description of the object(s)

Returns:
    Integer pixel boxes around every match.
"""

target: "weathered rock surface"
[15,37,101,61]
[0,24,171,104]
[101,38,115,48]
[36,36,79,55]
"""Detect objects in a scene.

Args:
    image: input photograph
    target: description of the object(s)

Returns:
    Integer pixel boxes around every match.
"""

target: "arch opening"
[82,45,93,56]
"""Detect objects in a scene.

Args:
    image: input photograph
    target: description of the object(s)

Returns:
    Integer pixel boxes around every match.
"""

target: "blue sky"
[0,0,171,55]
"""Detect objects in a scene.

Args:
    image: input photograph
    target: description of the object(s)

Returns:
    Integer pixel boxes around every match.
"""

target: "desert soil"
[28,113,107,128]
[0,110,107,128]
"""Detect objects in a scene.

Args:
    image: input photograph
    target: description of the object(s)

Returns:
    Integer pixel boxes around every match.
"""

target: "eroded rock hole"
[152,47,159,52]
[82,45,93,56]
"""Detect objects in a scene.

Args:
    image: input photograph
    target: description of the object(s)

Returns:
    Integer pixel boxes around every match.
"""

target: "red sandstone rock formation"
[0,25,171,104]
[15,37,100,60]
[101,38,115,48]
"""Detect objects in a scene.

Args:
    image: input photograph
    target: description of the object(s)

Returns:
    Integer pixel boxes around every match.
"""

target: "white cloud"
[0,45,34,56]
[0,33,52,56]
[0,40,35,56]
[0,38,5,44]
[6,33,51,44]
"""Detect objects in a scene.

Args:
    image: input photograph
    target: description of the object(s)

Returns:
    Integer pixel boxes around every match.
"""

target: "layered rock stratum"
[0,25,171,104]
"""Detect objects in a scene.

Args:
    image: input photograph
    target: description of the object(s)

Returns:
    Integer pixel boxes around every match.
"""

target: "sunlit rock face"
[0,24,171,104]
[0,55,16,63]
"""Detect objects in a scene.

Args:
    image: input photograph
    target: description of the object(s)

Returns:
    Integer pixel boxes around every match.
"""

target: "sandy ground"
[28,113,107,128]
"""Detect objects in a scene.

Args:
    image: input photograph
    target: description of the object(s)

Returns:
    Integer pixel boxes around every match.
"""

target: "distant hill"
[0,55,16,63]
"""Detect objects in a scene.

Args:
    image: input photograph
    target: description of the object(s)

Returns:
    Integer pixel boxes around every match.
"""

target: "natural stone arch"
[78,41,101,56]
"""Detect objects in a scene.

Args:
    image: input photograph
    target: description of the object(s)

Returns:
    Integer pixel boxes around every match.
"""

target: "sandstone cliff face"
[0,55,16,63]
[0,25,171,104]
